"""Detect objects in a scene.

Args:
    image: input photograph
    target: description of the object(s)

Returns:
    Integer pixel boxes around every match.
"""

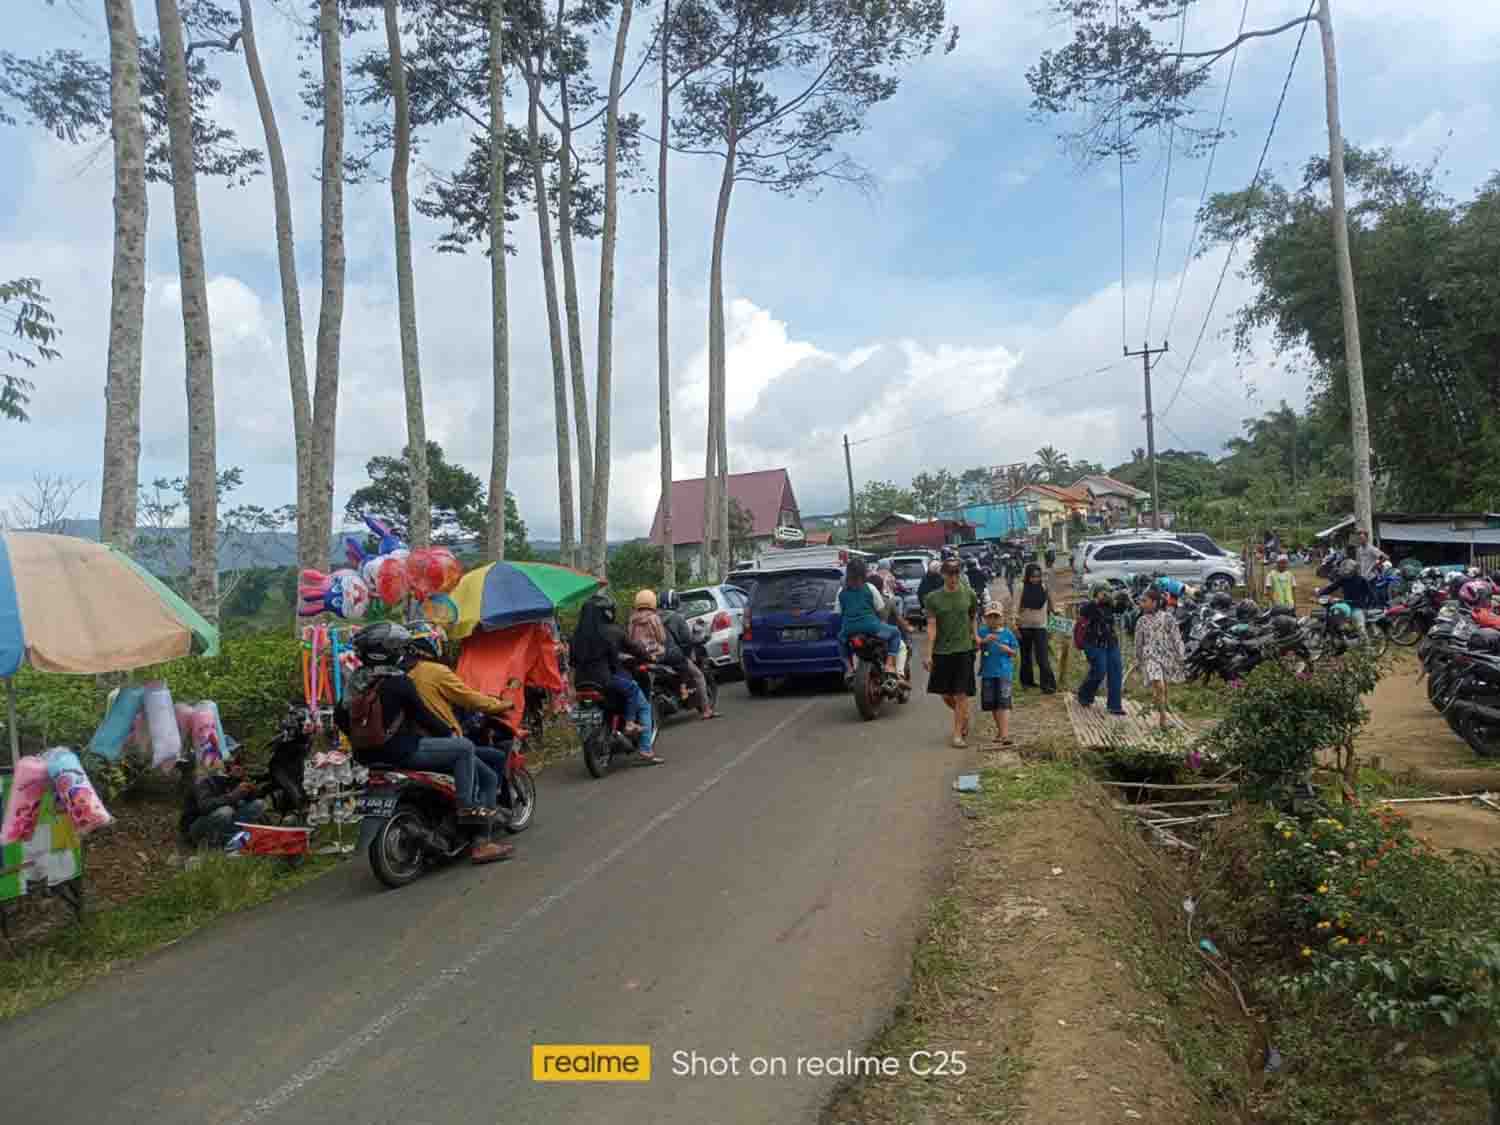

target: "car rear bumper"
[742,643,844,679]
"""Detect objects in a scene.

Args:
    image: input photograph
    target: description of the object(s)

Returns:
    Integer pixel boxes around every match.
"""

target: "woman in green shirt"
[923,557,979,747]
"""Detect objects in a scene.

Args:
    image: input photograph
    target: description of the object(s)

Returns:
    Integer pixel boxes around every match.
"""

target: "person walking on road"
[1076,583,1126,716]
[1133,587,1185,730]
[923,557,979,748]
[1002,553,1019,599]
[1016,562,1058,693]
[977,602,1018,746]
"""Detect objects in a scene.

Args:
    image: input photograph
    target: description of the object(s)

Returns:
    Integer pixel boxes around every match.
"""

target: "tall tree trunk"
[554,0,592,558]
[100,0,147,550]
[656,0,674,588]
[384,0,430,549]
[156,0,217,618]
[486,0,510,560]
[704,119,737,581]
[526,66,575,568]
[1316,0,1373,537]
[240,0,314,568]
[587,0,635,575]
[310,0,345,571]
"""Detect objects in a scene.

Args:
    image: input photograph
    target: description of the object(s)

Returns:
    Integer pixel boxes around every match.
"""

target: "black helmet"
[1210,592,1234,611]
[1236,598,1259,622]
[1272,614,1300,637]
[585,591,617,625]
[406,631,443,662]
[354,621,411,667]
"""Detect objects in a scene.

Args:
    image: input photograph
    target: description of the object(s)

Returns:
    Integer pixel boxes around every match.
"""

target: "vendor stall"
[0,532,219,932]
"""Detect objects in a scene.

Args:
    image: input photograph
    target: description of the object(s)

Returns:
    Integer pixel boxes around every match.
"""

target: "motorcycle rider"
[1319,558,1374,637]
[405,632,521,820]
[571,594,661,763]
[337,623,509,864]
[632,589,716,720]
[839,557,903,681]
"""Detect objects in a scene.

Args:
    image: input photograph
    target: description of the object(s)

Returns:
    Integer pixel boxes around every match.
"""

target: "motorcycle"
[251,703,317,817]
[356,718,536,889]
[573,665,657,779]
[1383,580,1442,647]
[847,632,911,720]
[642,634,719,722]
[1306,596,1389,661]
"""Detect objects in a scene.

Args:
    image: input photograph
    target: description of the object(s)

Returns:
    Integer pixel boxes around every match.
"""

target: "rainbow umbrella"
[450,561,604,640]
[0,533,220,762]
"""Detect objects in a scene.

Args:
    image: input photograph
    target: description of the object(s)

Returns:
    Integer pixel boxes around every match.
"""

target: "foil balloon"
[326,569,371,620]
[344,535,369,570]
[373,555,409,605]
[363,515,408,557]
[406,547,463,599]
[297,569,333,617]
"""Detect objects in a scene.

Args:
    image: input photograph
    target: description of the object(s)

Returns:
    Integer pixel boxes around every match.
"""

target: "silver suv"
[1078,535,1243,593]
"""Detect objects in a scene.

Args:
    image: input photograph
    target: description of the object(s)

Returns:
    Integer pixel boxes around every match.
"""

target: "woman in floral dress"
[1134,587,1186,729]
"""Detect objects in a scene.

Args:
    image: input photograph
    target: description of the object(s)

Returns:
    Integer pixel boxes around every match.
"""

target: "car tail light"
[851,635,865,648]
[712,611,732,632]
[742,620,752,641]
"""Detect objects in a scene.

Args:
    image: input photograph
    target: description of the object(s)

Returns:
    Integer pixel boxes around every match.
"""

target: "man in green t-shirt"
[923,557,979,747]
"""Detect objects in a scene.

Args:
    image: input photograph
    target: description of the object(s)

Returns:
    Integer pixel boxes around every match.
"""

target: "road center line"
[229,698,819,1125]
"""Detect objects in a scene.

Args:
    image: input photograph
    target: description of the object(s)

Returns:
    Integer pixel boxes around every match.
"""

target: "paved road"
[3,678,966,1125]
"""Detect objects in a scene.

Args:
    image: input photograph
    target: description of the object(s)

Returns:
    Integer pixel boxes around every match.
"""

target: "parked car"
[740,567,846,695]
[1073,529,1236,577]
[1079,535,1243,593]
[669,584,749,676]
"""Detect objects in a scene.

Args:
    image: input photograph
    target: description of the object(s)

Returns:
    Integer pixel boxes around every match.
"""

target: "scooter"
[573,672,655,779]
[356,731,535,889]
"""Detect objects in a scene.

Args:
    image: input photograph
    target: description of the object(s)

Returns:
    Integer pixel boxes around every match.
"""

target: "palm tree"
[1032,445,1071,483]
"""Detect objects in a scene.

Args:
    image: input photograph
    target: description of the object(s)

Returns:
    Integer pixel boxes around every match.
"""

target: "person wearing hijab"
[570,594,660,762]
[1015,562,1057,693]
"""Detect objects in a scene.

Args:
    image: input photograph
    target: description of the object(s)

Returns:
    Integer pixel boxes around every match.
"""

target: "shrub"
[1203,651,1380,799]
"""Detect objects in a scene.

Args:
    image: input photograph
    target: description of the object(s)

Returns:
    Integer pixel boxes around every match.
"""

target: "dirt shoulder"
[824,762,1246,1125]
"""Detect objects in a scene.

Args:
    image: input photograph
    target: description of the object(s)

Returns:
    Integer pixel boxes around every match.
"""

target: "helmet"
[1329,601,1352,619]
[353,621,412,667]
[585,591,617,625]
[1236,598,1259,622]
[1340,558,1357,577]
[1459,579,1494,607]
[634,589,658,610]
[1210,592,1233,611]
[1448,571,1470,596]
[1272,615,1300,638]
[406,631,443,662]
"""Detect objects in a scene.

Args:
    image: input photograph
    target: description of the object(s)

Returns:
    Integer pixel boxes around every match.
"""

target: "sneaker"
[952,735,967,749]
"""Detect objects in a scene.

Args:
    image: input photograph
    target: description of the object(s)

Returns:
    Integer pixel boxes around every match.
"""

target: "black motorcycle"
[847,632,910,720]
[642,640,719,723]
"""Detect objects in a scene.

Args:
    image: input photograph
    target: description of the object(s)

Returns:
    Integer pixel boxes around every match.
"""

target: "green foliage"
[1204,653,1380,794]
[345,440,528,555]
[606,540,690,592]
[1265,804,1500,1100]
[0,276,59,421]
[854,479,916,529]
[910,469,960,517]
[726,498,756,563]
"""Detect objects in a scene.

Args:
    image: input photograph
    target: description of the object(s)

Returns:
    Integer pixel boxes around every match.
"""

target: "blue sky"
[2,0,1497,538]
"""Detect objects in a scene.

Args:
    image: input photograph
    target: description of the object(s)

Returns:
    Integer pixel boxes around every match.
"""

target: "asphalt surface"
[3,674,968,1125]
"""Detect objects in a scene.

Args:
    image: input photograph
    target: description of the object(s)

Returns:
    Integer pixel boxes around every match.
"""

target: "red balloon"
[406,547,463,599]
[375,557,409,605]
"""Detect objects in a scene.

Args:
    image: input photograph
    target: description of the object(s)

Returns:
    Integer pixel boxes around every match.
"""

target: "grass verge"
[0,851,337,1022]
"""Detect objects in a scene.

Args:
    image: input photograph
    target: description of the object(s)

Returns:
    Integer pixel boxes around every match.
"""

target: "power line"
[1163,0,1252,346]
[1144,0,1191,343]
[1155,353,1249,423]
[847,361,1127,448]
[1159,0,1315,423]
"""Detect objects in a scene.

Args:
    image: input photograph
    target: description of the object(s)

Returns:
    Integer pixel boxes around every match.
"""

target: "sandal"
[636,750,665,765]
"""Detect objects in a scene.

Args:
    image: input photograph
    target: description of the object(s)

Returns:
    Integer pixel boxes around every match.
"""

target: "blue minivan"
[740,567,845,695]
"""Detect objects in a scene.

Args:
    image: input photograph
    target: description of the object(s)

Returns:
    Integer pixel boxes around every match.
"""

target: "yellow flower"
[1331,936,1350,948]
[1316,921,1332,930]
[1282,831,1294,840]
[1300,947,1313,958]
[1267,880,1276,890]
[1317,884,1329,894]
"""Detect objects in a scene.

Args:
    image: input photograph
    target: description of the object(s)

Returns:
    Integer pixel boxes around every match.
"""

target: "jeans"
[1018,627,1056,691]
[609,672,654,751]
[1078,644,1124,712]
[473,744,512,807]
[409,737,496,809]
[1350,607,1367,637]
[841,622,904,662]
[188,799,266,846]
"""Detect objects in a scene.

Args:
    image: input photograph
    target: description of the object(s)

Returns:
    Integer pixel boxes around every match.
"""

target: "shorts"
[927,650,976,697]
[981,677,1013,712]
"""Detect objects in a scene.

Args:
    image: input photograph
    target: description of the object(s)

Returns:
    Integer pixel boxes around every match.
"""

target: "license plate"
[570,706,605,729]
[356,793,398,817]
[781,627,822,642]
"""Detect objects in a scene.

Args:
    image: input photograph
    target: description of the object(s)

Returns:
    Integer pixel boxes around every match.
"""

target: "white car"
[1079,536,1243,593]
[671,584,750,675]
[878,552,937,622]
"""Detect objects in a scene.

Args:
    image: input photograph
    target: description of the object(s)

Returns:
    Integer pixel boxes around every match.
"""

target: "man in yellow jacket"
[406,633,515,820]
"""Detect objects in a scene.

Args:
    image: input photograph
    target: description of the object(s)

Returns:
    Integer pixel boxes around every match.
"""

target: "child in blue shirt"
[977,602,1018,745]
[838,558,902,680]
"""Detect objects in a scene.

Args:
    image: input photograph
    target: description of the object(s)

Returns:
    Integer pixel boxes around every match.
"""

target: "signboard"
[772,525,805,545]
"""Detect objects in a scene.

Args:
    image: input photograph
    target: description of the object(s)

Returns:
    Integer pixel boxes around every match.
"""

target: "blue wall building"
[937,503,1031,542]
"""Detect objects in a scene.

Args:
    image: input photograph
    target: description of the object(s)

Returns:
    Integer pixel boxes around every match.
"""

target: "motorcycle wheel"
[583,727,609,779]
[369,808,427,889]
[1457,711,1500,759]
[852,661,883,721]
[1388,613,1421,647]
[503,767,537,833]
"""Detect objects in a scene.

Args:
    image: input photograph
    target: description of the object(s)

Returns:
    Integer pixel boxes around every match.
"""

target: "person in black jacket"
[179,759,266,847]
[1318,558,1374,636]
[1076,582,1126,715]
[570,594,661,761]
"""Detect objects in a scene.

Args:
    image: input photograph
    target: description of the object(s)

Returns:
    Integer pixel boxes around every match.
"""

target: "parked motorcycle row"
[1415,572,1500,759]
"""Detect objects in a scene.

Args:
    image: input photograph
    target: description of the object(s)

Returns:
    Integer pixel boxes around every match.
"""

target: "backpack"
[1073,613,1088,651]
[349,677,402,752]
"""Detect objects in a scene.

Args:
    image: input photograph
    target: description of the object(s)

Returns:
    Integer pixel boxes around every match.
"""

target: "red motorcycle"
[1385,582,1448,647]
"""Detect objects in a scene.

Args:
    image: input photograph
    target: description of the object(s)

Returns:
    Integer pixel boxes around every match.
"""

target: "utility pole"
[843,433,860,549]
[1315,0,1373,538]
[1125,341,1169,530]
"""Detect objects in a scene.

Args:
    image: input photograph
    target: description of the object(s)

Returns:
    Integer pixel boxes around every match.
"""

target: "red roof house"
[650,469,803,555]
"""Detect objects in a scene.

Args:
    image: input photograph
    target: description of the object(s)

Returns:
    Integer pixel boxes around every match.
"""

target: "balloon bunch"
[294,514,463,620]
